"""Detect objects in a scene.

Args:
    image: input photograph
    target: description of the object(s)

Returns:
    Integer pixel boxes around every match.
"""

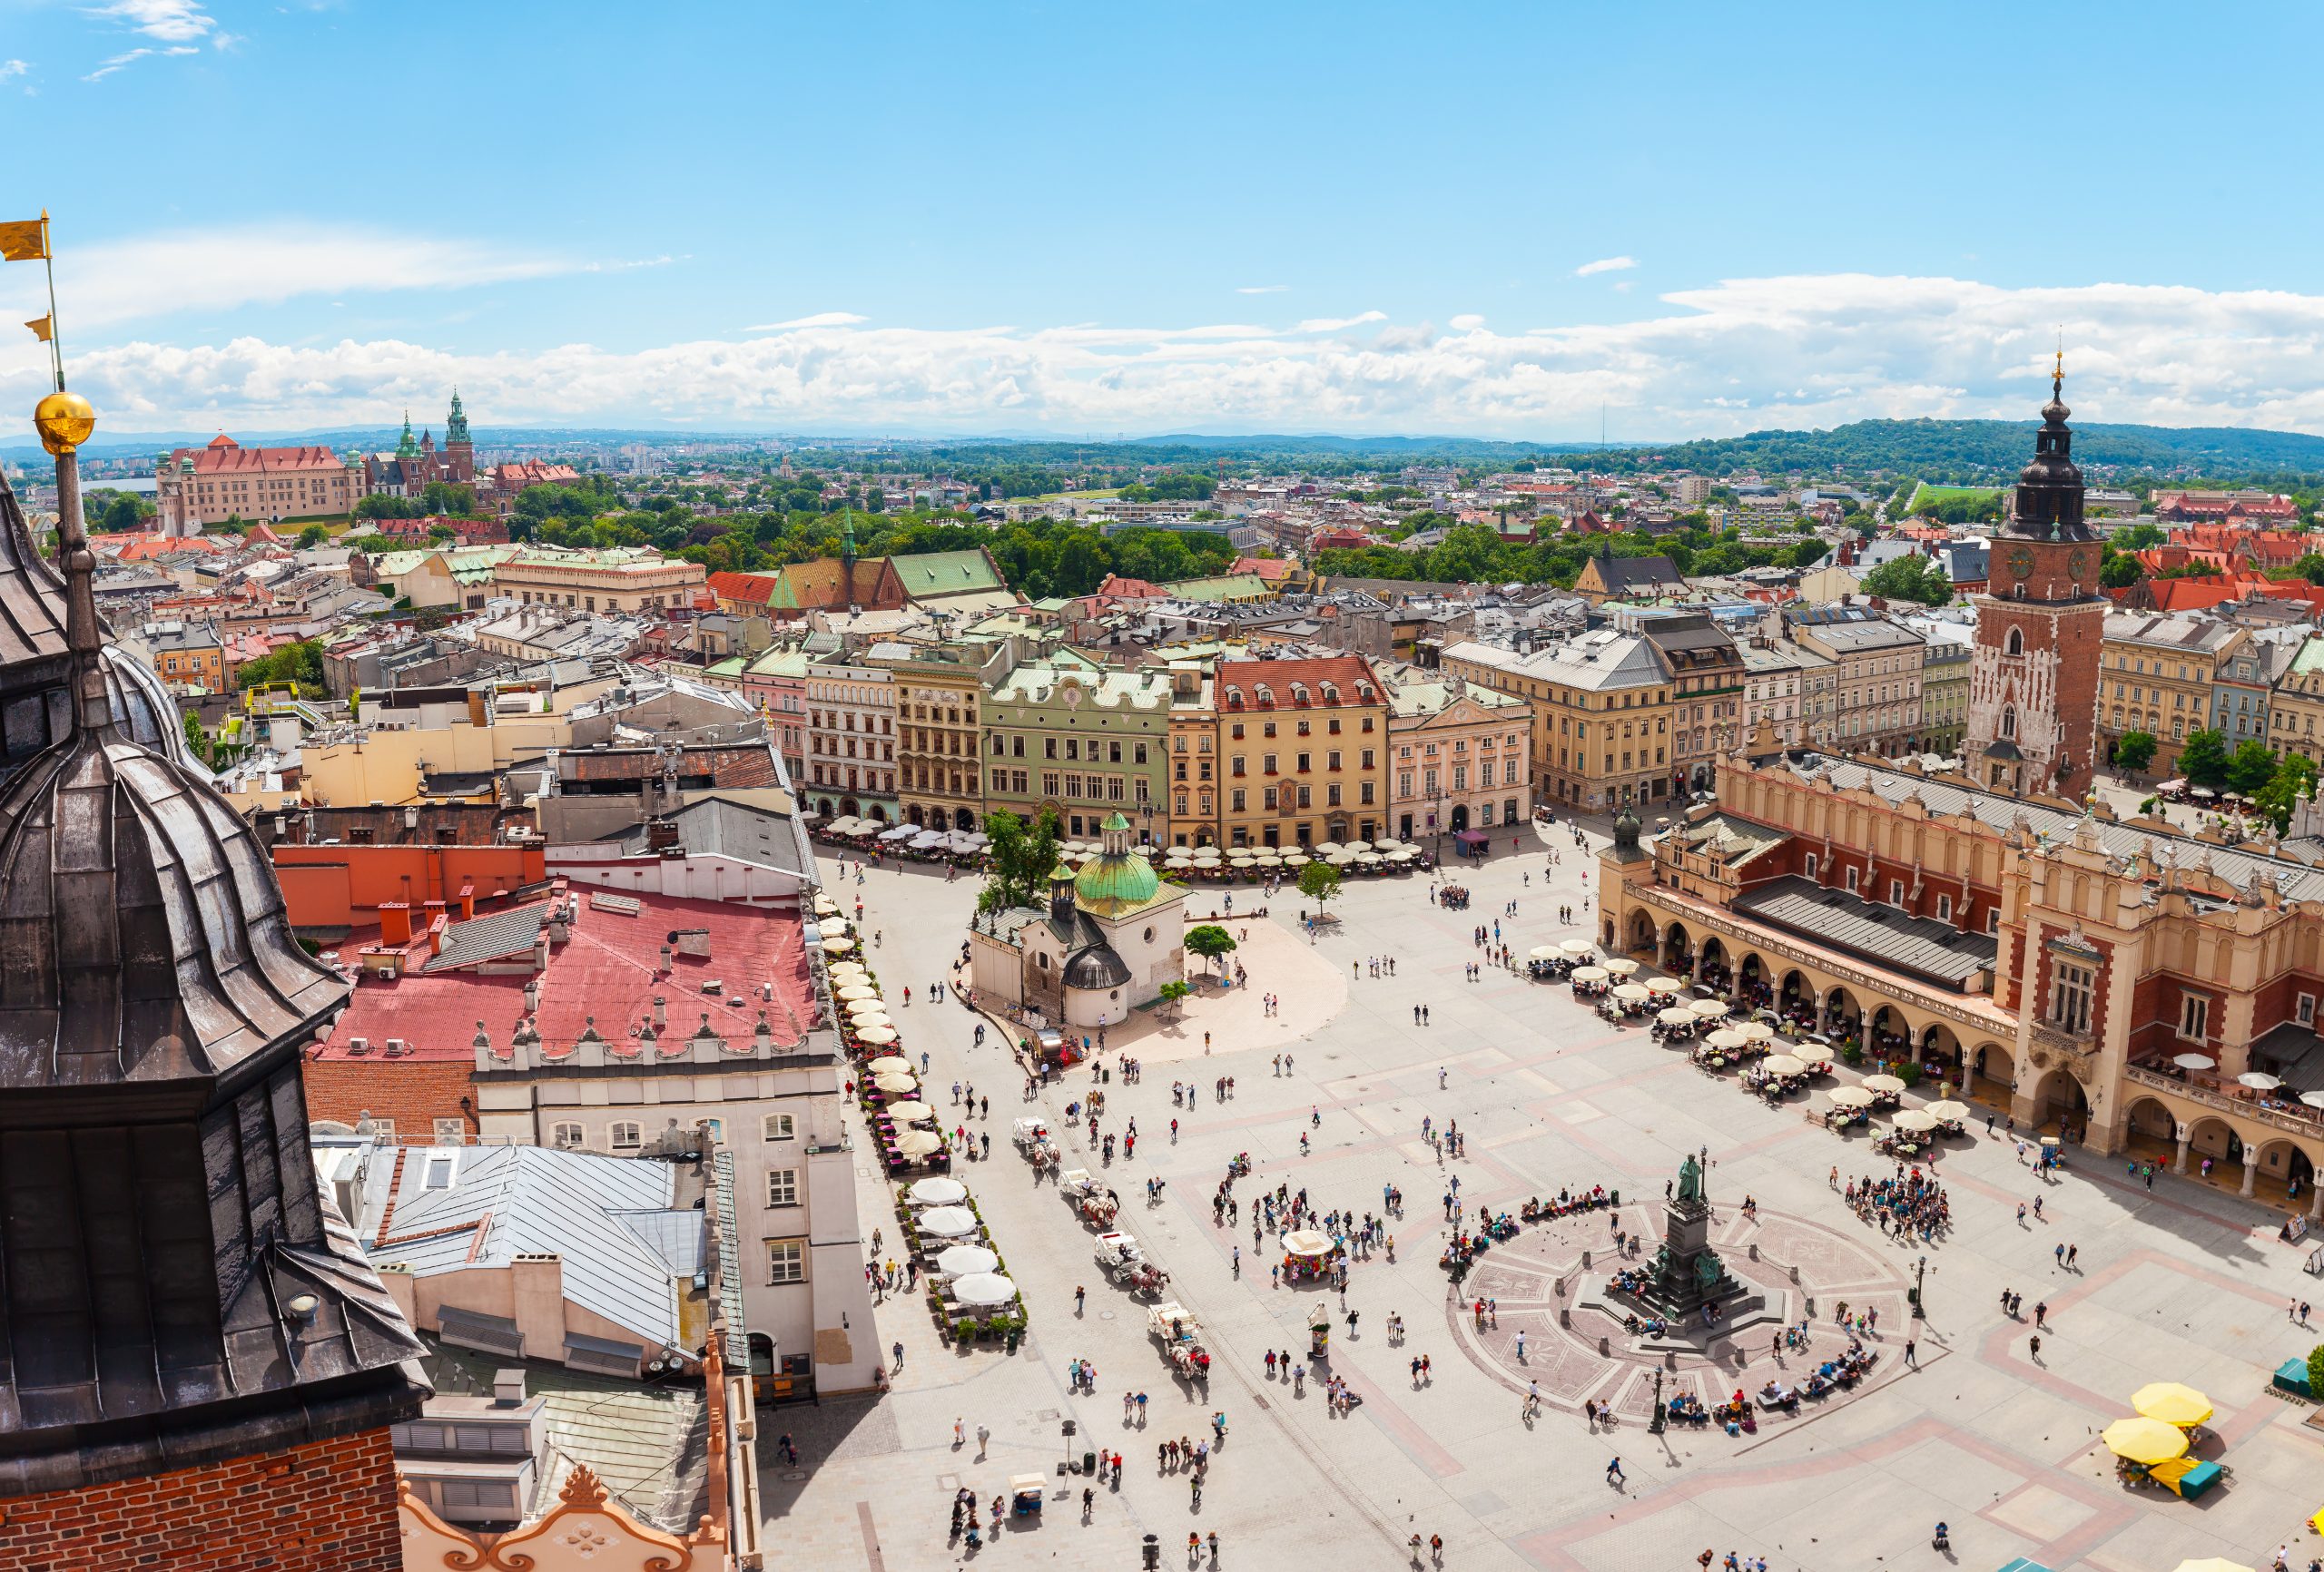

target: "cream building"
[494,546,707,614]
[968,813,1187,1029]
[1381,663,1531,840]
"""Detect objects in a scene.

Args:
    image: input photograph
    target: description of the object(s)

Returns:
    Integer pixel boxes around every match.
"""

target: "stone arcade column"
[2173,1125,2191,1176]
[2240,1148,2260,1199]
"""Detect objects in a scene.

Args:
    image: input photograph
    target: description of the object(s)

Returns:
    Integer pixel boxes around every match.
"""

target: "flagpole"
[39,210,61,392]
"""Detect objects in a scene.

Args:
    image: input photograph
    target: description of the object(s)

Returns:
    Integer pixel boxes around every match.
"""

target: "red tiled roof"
[172,439,349,476]
[709,571,782,605]
[318,890,816,1063]
[1216,653,1383,710]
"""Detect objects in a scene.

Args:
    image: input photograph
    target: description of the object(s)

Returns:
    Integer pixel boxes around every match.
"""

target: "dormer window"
[1289,683,1308,705]
[1255,684,1274,706]
[1358,683,1377,702]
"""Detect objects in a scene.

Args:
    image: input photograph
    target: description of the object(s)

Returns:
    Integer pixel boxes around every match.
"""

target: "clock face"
[2007,546,2035,579]
[2068,548,2091,583]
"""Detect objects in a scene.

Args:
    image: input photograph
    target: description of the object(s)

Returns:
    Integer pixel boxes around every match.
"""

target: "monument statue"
[1630,1153,1744,1322]
[1676,1153,1704,1204]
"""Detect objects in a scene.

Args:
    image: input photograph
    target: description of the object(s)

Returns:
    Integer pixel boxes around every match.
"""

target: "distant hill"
[1588,418,2324,483]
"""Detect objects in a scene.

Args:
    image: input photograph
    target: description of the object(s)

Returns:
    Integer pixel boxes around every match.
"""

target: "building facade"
[1213,653,1388,849]
[1784,606,1928,758]
[1443,622,1675,814]
[155,431,360,533]
[2099,614,2244,775]
[1383,665,1531,840]
[982,659,1172,842]
[887,644,993,831]
[803,647,899,822]
[494,547,707,614]
[1640,611,1746,794]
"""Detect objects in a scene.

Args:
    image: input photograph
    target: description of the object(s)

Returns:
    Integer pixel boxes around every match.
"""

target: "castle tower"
[443,387,475,481]
[0,392,429,1567]
[1964,358,2104,800]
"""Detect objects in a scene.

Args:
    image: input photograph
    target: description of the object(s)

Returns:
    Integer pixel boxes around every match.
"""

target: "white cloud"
[1576,256,1638,277]
[82,44,197,79]
[87,0,216,44]
[1294,310,1386,333]
[1236,284,1288,295]
[0,59,28,80]
[0,222,571,326]
[1449,314,1486,330]
[19,271,2324,440]
[743,311,868,331]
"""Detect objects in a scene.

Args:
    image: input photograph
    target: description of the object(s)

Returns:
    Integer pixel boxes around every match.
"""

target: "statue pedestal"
[1570,1275,1789,1353]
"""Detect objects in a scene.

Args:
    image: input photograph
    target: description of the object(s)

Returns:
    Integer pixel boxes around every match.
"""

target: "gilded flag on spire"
[25,315,52,343]
[0,216,48,261]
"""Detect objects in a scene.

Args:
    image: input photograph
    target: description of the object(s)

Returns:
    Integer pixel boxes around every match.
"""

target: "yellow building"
[2099,614,2244,776]
[881,644,993,831]
[1166,663,1221,848]
[493,546,706,614]
[1442,623,1678,813]
[1212,654,1388,849]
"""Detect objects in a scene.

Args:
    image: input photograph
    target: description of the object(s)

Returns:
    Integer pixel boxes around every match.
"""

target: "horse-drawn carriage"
[1147,1302,1211,1382]
[1062,1170,1118,1225]
[1095,1231,1169,1295]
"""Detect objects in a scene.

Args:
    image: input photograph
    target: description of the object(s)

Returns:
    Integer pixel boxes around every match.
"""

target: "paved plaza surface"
[766,823,2324,1572]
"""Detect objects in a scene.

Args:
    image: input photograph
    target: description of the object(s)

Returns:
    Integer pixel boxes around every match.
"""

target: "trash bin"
[1083,1449,1097,1475]
[1142,1533,1161,1568]
[1101,1066,1111,1084]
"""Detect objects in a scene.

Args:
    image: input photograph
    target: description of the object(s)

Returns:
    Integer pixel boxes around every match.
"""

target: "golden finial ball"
[34,390,95,456]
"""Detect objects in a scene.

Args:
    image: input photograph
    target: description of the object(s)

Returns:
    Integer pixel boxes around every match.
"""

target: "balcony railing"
[2123,1063,2324,1140]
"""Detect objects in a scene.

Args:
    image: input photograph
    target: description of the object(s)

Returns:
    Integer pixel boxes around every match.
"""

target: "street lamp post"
[1912,1253,1929,1320]
[1648,1365,1666,1434]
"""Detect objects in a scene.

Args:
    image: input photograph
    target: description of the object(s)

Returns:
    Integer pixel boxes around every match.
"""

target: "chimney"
[379,901,412,947]
[458,881,476,922]
[548,906,570,944]
[523,978,540,1015]
[472,1020,491,1060]
[653,995,667,1028]
[427,913,447,957]
[753,1011,773,1055]
[492,1368,527,1408]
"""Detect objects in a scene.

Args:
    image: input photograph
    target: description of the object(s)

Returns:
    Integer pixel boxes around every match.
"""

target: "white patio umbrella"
[846,997,889,1017]
[856,1026,899,1045]
[1645,977,1683,996]
[894,1129,943,1157]
[917,1204,977,1236]
[1560,938,1596,958]
[2172,1053,2216,1070]
[1373,839,1402,851]
[822,936,856,954]
[1283,1230,1334,1258]
[1531,946,1565,962]
[1603,958,1640,977]
[936,1244,999,1278]
[1657,1007,1699,1027]
[827,960,869,978]
[1827,1086,1875,1108]
[1313,841,1344,856]
[2239,1072,2284,1091]
[1925,1100,1970,1122]
[1891,1109,1939,1133]
[1689,998,1730,1019]
[1284,850,1310,865]
[907,1176,968,1207]
[812,894,840,916]
[951,1272,1018,1308]
[887,1101,936,1125]
[1738,1020,1775,1043]
[2303,1091,2324,1109]
[1571,966,1609,983]
[1706,1027,1749,1049]
[821,916,852,935]
[871,1068,917,1089]
[836,985,879,1002]
[1761,1055,1807,1076]
[1612,983,1652,1002]
[1862,1074,1907,1095]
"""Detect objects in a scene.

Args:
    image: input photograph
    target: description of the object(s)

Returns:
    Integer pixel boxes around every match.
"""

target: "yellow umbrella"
[2171,1561,2255,1572]
[2132,1382,2214,1427]
[2101,1416,2190,1465]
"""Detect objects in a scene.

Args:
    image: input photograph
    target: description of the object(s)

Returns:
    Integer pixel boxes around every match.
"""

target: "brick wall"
[0,1425,402,1572]
[302,1056,477,1138]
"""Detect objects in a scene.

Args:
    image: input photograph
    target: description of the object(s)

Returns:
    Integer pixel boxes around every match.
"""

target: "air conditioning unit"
[384,1037,410,1056]
[346,1037,370,1056]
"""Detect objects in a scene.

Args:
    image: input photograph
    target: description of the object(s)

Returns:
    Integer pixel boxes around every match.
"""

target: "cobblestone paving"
[769,827,2324,1572]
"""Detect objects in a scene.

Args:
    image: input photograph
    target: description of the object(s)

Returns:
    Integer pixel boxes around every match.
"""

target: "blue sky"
[5,0,2324,440]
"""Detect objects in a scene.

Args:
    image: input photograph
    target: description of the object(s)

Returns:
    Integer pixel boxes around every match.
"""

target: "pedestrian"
[2028,1333,2042,1361]
[1606,1455,1625,1486]
[1904,1339,1917,1367]
[977,1423,990,1459]
[1075,1283,1087,1314]
[892,1340,905,1371]
[954,1417,965,1448]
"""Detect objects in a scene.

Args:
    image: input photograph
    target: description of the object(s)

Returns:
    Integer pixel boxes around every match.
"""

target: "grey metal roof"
[614,1207,707,1279]
[1732,875,1997,988]
[424,904,550,971]
[1797,752,2324,907]
[368,1145,681,1349]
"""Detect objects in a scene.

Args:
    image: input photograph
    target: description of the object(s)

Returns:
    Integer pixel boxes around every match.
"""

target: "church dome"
[1062,941,1132,990]
[1074,811,1160,914]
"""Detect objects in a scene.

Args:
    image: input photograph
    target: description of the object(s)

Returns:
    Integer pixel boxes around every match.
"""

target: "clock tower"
[1965,358,2104,800]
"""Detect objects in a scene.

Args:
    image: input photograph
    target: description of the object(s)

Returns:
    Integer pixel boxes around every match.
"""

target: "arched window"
[2000,705,2018,741]
[2004,627,2024,656]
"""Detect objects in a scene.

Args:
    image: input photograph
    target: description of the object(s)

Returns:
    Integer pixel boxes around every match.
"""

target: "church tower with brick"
[1965,358,2105,800]
[0,390,430,1569]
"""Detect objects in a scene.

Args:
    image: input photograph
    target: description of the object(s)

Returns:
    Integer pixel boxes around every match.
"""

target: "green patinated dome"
[1076,812,1159,911]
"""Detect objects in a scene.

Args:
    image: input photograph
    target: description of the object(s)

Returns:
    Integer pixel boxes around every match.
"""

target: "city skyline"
[6,1,2324,437]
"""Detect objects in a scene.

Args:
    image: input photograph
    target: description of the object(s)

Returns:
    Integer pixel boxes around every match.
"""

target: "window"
[767,1239,806,1284]
[766,1168,800,1207]
[763,1112,796,1141]
[2301,995,2319,1027]
[2052,961,2094,1036]
[1888,879,1904,906]
[2180,994,2209,1043]
[609,1120,642,1151]
[1935,893,1953,923]
[433,1117,468,1144]
[423,1153,457,1190]
[552,1121,585,1148]
[1844,865,1859,893]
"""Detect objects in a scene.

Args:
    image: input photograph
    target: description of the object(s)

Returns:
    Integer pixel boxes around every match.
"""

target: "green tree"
[420,480,478,516]
[90,490,153,533]
[2255,752,2319,833]
[1157,979,1191,1019]
[2112,731,2158,773]
[2100,553,2143,588]
[2226,740,2280,797]
[2290,552,2324,585]
[233,639,329,697]
[2114,523,2166,550]
[296,524,329,547]
[1296,860,1343,915]
[1859,554,1953,605]
[2177,727,2230,789]
[975,807,1062,914]
[1184,924,1237,977]
[181,708,210,765]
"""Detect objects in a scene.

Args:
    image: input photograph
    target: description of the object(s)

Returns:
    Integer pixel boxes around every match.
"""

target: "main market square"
[771,809,2324,1572]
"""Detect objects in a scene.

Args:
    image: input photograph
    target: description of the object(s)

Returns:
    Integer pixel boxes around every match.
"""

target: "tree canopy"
[976,807,1062,914]
[1859,554,1953,605]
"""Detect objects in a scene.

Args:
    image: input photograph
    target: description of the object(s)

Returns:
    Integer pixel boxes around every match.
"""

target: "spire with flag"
[1,210,61,390]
